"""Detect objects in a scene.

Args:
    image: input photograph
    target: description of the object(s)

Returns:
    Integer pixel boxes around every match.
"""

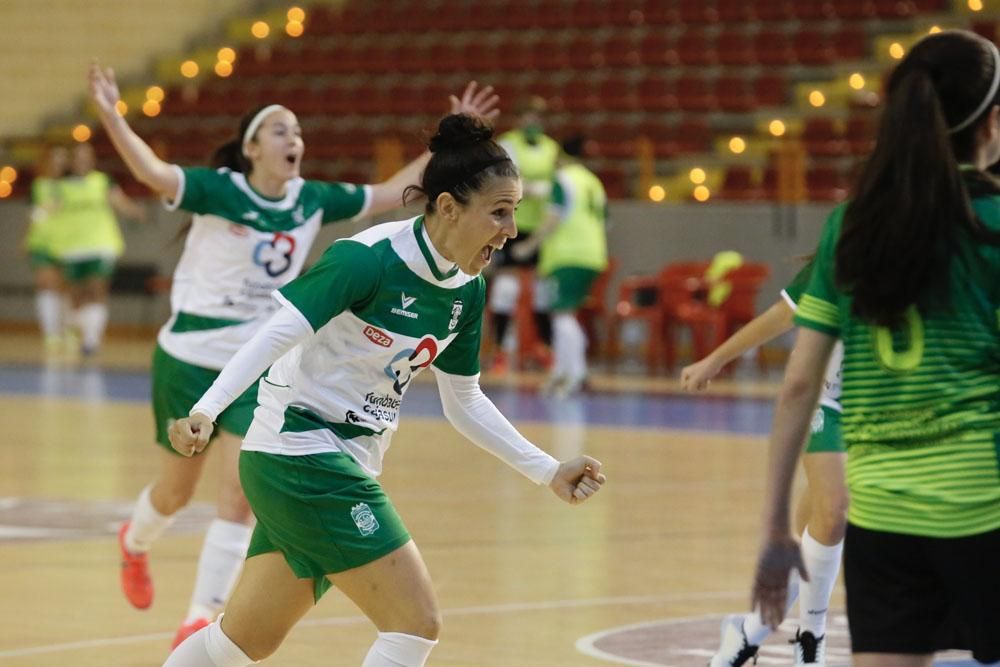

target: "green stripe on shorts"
[240,450,411,601]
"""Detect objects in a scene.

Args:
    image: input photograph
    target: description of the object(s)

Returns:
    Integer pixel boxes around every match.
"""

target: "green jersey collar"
[413,216,459,281]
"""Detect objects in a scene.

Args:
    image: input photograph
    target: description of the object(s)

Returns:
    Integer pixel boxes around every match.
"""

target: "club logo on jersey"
[448,299,463,332]
[292,205,305,225]
[345,410,363,424]
[391,292,419,319]
[241,211,260,222]
[384,337,438,394]
[253,232,297,277]
[363,325,394,348]
[350,503,380,536]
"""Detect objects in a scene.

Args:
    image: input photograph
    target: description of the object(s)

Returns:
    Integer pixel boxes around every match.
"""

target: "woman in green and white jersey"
[752,31,1000,666]
[88,63,501,648]
[164,114,606,667]
[682,259,845,666]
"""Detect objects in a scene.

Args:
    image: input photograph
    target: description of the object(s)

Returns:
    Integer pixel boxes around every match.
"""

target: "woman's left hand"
[549,456,606,505]
[750,535,810,629]
[449,81,501,123]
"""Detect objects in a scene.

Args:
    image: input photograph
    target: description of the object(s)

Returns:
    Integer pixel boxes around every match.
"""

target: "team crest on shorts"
[350,503,380,536]
[811,408,825,434]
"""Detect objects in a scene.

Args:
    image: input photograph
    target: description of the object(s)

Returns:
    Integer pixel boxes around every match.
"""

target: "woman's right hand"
[88,62,122,120]
[168,412,215,457]
[679,356,721,392]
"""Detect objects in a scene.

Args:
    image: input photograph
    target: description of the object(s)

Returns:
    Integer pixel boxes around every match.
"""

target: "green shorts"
[240,450,411,602]
[29,250,59,269]
[547,267,599,312]
[151,344,261,453]
[805,404,845,454]
[62,256,116,282]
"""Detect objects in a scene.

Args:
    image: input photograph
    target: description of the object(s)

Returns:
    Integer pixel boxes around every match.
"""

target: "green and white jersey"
[781,259,843,412]
[158,166,371,370]
[244,216,485,477]
[796,202,1000,538]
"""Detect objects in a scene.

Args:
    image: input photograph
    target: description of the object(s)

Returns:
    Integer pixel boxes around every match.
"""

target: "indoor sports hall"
[1,1,997,665]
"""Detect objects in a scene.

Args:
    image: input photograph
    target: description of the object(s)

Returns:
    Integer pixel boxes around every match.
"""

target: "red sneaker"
[488,350,509,374]
[118,522,153,609]
[172,617,211,649]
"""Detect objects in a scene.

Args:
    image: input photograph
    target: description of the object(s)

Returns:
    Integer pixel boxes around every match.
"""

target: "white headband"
[949,40,1000,134]
[241,104,289,157]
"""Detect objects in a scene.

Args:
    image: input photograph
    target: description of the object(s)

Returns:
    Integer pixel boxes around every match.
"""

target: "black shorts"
[844,522,1000,662]
[494,233,538,268]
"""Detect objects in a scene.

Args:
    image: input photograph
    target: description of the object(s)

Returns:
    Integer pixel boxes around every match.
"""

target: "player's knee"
[414,608,443,641]
[154,483,196,514]
[811,489,849,541]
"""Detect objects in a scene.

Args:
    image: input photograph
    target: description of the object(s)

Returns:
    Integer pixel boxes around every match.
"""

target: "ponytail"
[836,31,1000,327]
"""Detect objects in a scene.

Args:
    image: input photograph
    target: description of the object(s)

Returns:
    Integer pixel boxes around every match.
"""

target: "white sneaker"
[708,614,759,667]
[790,629,825,665]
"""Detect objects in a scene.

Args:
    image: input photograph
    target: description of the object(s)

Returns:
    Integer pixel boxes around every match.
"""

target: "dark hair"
[404,114,518,214]
[209,104,281,174]
[837,30,1000,327]
[562,134,586,158]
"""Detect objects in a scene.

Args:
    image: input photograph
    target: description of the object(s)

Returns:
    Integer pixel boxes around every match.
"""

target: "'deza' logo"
[384,337,438,394]
[253,232,296,277]
[363,325,393,348]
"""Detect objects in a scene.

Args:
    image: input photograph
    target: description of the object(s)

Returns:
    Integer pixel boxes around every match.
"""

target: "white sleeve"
[190,305,313,421]
[433,368,560,485]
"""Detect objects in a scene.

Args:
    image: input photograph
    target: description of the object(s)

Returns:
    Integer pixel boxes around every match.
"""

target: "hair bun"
[428,114,495,153]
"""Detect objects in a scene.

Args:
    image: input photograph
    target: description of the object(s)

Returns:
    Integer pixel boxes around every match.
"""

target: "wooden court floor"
[0,332,839,667]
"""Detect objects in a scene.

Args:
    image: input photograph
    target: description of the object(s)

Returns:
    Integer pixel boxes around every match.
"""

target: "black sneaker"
[790,628,826,665]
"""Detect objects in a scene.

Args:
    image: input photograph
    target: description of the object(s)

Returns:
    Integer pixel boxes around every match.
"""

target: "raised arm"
[366,82,501,216]
[88,62,180,200]
[680,299,795,391]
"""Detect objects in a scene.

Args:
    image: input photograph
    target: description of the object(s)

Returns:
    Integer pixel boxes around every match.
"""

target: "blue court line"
[0,363,775,435]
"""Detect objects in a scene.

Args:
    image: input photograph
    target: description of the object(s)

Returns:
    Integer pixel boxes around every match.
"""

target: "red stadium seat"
[637,119,678,158]
[807,166,849,201]
[674,117,711,154]
[754,30,797,65]
[794,29,836,66]
[677,30,717,66]
[676,75,717,112]
[639,0,679,25]
[717,30,756,66]
[832,0,876,19]
[717,0,755,22]
[591,119,638,159]
[792,0,836,20]
[603,34,642,67]
[802,118,850,157]
[598,77,640,112]
[715,74,757,112]
[638,75,678,112]
[567,35,601,69]
[846,114,877,155]
[639,33,678,66]
[753,0,795,21]
[719,166,767,200]
[874,0,916,18]
[679,0,719,23]
[833,29,867,60]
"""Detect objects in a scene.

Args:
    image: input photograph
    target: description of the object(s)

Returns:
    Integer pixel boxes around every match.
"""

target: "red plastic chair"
[577,259,618,360]
[717,263,772,371]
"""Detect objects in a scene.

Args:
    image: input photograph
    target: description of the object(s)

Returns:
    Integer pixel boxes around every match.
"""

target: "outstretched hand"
[449,81,501,123]
[168,412,215,457]
[549,456,606,505]
[88,61,121,119]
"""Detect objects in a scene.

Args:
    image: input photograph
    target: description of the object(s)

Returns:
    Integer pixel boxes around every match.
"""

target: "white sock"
[551,313,574,380]
[743,570,800,645]
[125,484,176,554]
[798,527,843,637]
[362,632,438,667]
[553,313,587,384]
[164,618,257,667]
[36,290,63,339]
[185,519,253,623]
[77,302,108,350]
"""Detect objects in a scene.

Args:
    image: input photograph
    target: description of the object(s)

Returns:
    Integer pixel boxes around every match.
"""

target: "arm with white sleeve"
[433,369,606,504]
[168,307,312,456]
[434,368,559,484]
